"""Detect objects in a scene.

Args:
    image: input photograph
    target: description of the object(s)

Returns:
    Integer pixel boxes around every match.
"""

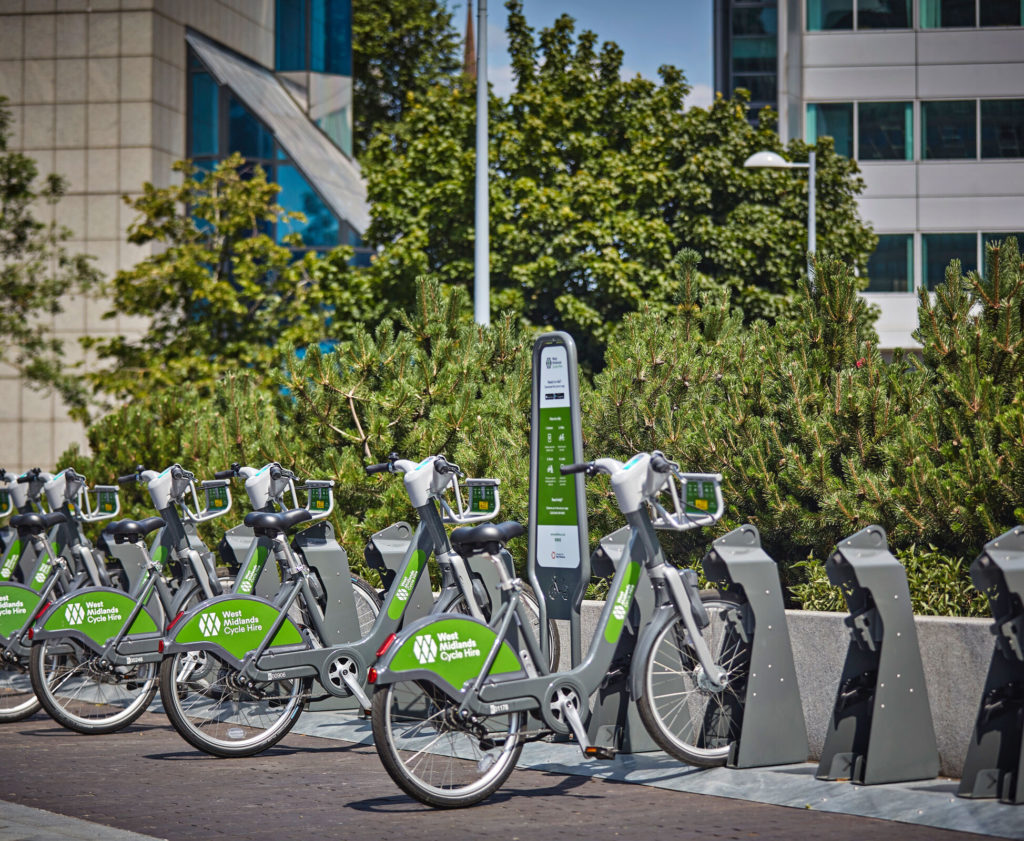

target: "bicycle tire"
[159,649,311,757]
[29,638,159,734]
[0,659,41,722]
[350,575,383,636]
[636,589,750,767]
[371,678,524,808]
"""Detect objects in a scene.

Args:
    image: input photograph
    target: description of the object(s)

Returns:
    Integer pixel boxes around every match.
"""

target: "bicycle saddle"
[110,517,165,544]
[450,521,525,556]
[243,508,312,536]
[10,511,67,535]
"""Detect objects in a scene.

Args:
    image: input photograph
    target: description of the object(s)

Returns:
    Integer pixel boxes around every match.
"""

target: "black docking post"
[959,526,1024,803]
[816,525,939,785]
[701,524,808,768]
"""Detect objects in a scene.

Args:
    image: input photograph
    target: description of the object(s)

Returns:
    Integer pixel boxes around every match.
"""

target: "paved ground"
[0,711,1003,841]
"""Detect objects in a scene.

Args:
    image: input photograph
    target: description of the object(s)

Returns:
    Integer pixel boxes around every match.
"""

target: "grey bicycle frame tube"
[244,502,498,685]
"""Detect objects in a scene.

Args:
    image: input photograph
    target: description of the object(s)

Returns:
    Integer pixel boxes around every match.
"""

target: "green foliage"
[83,155,376,409]
[0,96,100,417]
[352,0,462,157]
[791,546,989,617]
[907,237,1024,557]
[358,1,876,368]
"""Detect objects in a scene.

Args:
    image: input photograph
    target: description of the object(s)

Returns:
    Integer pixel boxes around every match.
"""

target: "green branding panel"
[308,487,330,512]
[604,561,641,644]
[206,485,229,511]
[388,617,522,690]
[0,540,22,580]
[536,407,579,527]
[43,590,158,644]
[236,545,270,595]
[469,483,496,514]
[97,490,117,514]
[0,583,42,639]
[151,544,169,569]
[685,479,715,514]
[29,545,58,592]
[173,598,304,660]
[386,549,427,620]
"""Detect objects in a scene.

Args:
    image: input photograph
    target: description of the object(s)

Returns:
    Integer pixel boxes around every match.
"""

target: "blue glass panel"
[857,0,910,27]
[981,0,1024,25]
[276,163,340,247]
[189,72,219,157]
[866,234,913,292]
[921,0,976,25]
[858,102,912,160]
[326,0,353,75]
[922,101,976,159]
[923,233,976,289]
[732,6,777,35]
[807,103,853,158]
[981,100,1024,159]
[228,96,275,160]
[808,0,853,29]
[276,0,308,71]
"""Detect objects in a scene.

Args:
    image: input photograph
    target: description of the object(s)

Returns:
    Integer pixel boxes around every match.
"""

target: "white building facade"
[716,0,1024,348]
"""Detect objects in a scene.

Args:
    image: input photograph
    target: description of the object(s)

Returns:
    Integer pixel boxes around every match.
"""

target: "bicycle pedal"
[584,746,617,760]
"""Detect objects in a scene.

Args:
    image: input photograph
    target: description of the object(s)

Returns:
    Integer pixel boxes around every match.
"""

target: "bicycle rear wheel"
[371,679,524,808]
[636,589,750,767]
[0,659,40,722]
[159,650,310,757]
[30,638,158,734]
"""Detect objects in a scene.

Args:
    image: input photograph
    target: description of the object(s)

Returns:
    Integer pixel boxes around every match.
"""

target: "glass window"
[732,37,777,73]
[228,97,275,160]
[981,100,1024,159]
[923,233,977,289]
[732,5,778,34]
[734,74,777,104]
[808,0,854,28]
[275,0,307,71]
[314,0,352,76]
[866,234,914,292]
[980,0,1024,25]
[920,0,976,26]
[858,102,913,160]
[189,72,219,157]
[276,164,340,248]
[807,103,853,158]
[857,0,911,28]
[921,100,977,159]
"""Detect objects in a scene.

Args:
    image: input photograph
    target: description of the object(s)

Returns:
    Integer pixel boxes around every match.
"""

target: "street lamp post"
[743,149,816,286]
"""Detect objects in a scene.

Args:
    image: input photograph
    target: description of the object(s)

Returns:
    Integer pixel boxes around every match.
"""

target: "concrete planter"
[562,602,992,777]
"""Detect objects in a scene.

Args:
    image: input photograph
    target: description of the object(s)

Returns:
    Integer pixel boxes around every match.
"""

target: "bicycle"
[159,453,557,757]
[369,451,749,808]
[25,464,235,733]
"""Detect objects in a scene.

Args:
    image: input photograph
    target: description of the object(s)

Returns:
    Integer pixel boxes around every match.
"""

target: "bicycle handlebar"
[560,462,592,475]
[364,462,392,475]
[213,469,235,480]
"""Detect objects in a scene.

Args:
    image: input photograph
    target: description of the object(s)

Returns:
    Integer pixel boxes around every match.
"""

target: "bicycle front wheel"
[159,650,310,757]
[0,658,40,722]
[371,679,524,808]
[636,590,750,767]
[30,638,158,734]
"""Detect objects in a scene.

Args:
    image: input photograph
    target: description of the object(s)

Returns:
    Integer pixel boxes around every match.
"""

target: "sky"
[445,0,715,107]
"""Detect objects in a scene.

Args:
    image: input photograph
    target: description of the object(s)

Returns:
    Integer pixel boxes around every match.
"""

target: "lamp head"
[743,150,792,169]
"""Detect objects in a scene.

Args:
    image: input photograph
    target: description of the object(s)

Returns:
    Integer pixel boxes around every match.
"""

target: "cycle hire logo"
[413,634,437,665]
[198,613,221,636]
[65,602,85,625]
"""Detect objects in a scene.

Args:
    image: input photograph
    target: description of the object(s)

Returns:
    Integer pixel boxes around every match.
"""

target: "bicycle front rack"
[816,525,939,785]
[959,526,1024,803]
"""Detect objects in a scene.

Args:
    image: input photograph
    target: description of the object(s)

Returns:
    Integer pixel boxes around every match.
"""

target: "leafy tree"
[83,154,376,407]
[352,0,462,157]
[0,96,100,417]
[359,0,876,368]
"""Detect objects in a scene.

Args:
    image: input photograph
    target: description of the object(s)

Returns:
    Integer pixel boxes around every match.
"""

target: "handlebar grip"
[560,462,591,475]
[213,469,235,480]
[650,453,673,473]
[17,475,31,484]
[117,473,138,484]
[364,463,391,476]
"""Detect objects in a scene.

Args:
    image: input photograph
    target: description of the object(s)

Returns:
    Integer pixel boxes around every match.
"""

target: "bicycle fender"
[629,604,680,703]
[163,594,306,666]
[0,582,44,644]
[34,586,160,651]
[373,613,526,698]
